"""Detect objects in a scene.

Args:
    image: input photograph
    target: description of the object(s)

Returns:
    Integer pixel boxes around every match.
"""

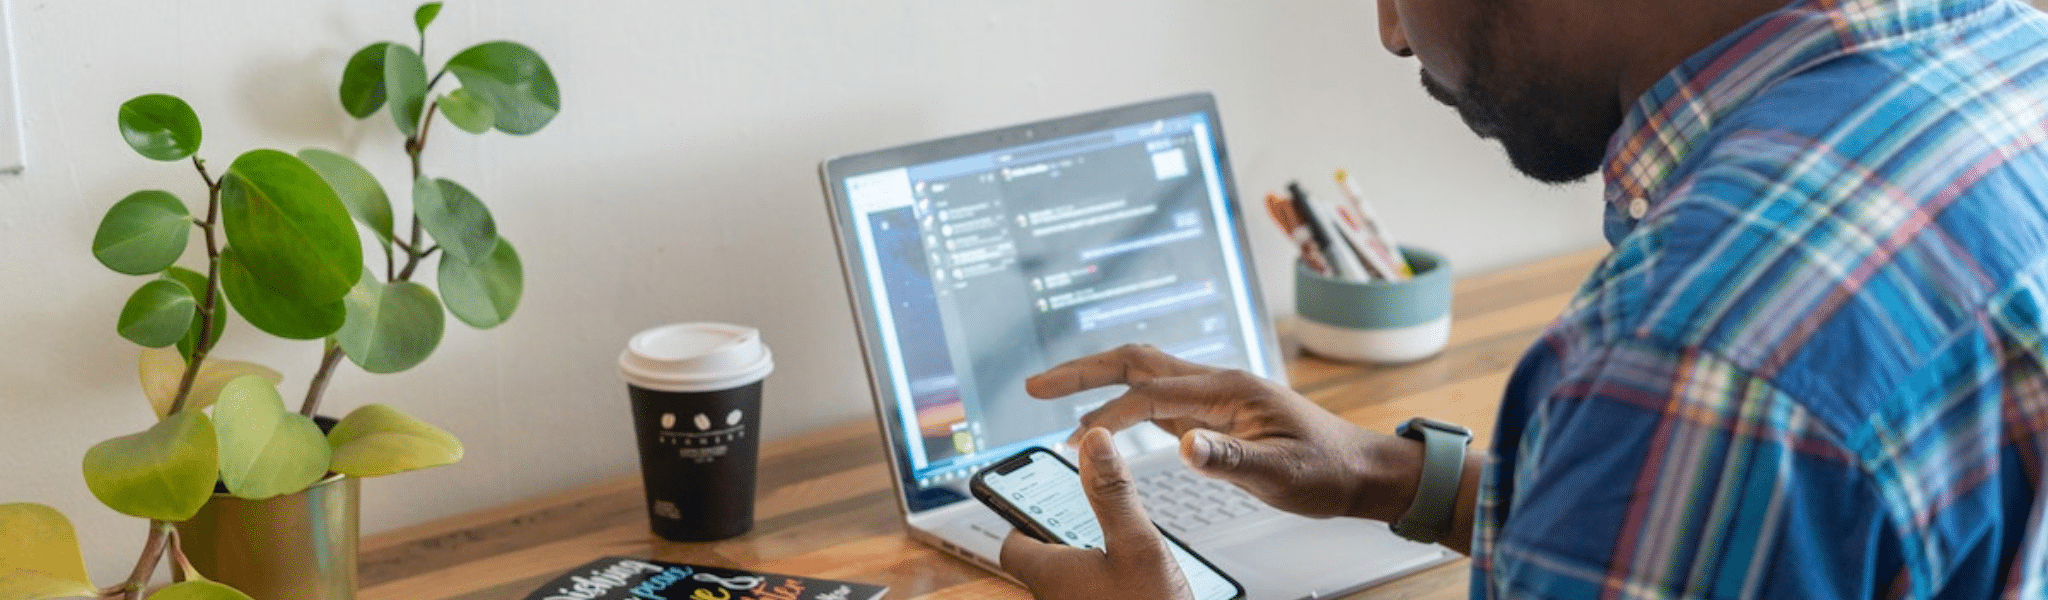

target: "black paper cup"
[619,323,775,542]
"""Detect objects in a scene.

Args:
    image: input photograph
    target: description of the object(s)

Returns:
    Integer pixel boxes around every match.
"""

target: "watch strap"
[1391,418,1470,545]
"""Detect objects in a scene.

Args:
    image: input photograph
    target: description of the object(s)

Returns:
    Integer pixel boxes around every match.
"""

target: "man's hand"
[1000,427,1193,600]
[1026,344,1424,523]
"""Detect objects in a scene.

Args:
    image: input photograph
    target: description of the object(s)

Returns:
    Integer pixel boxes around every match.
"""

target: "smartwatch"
[1391,417,1472,545]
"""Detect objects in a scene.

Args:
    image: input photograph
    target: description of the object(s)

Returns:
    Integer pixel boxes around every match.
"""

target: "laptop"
[818,92,1454,600]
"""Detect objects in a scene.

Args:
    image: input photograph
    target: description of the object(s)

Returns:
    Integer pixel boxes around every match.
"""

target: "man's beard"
[1419,21,1616,184]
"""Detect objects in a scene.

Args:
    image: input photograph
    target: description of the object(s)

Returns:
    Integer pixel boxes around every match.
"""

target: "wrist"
[1348,429,1426,523]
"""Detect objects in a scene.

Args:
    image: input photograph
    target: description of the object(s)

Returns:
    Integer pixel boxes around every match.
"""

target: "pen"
[1328,204,1399,281]
[1266,193,1333,275]
[1333,169,1413,279]
[1289,181,1370,281]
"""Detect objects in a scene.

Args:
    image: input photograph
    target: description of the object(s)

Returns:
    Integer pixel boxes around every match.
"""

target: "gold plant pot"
[175,474,359,600]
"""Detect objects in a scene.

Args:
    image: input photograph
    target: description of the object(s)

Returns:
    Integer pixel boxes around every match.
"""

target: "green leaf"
[163,267,225,360]
[297,148,394,255]
[140,347,282,420]
[220,149,361,304]
[436,88,495,134]
[119,94,203,161]
[414,2,443,34]
[94,190,192,275]
[439,237,521,328]
[82,411,219,522]
[328,404,463,477]
[385,44,429,136]
[414,178,498,264]
[213,375,332,500]
[220,247,347,340]
[338,42,391,119]
[337,274,445,374]
[445,41,559,135]
[0,504,98,600]
[118,279,197,348]
[149,580,254,600]
[0,571,101,600]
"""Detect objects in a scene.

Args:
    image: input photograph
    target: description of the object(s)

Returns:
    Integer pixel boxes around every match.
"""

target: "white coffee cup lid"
[618,322,775,392]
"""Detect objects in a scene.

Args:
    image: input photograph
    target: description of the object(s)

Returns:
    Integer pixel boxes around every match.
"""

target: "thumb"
[1180,428,1290,485]
[1077,427,1169,561]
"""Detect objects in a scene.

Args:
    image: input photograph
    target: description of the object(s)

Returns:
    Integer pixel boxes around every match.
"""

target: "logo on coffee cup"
[694,413,712,431]
[727,409,743,426]
[661,413,676,429]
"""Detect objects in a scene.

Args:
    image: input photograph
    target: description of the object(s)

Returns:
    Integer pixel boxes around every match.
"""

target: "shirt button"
[1627,197,1649,219]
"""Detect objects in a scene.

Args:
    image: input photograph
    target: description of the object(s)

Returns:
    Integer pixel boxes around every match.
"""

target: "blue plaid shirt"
[1473,0,2048,598]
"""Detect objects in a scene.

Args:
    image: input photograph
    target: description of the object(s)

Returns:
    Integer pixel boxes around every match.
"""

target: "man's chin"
[1463,119,1499,140]
[1503,142,1601,184]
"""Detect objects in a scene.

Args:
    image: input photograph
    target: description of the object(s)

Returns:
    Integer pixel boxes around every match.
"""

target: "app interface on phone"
[981,450,1238,600]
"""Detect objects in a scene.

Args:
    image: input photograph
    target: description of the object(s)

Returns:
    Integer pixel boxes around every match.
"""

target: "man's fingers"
[1067,372,1255,444]
[1076,427,1170,562]
[1026,344,1215,399]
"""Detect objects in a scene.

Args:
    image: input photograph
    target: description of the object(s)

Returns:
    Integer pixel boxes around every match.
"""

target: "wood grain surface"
[359,247,1608,600]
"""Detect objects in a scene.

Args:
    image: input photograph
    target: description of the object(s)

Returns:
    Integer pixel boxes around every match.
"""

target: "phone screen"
[973,447,1243,600]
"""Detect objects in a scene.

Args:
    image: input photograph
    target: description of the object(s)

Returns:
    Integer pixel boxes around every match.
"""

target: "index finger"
[1025,344,1219,399]
[1068,371,1264,444]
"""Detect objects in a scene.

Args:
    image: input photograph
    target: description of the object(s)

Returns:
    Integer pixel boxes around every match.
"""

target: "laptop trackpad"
[1194,515,1452,600]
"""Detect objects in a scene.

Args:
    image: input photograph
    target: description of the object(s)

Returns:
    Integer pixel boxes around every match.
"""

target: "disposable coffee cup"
[618,322,775,542]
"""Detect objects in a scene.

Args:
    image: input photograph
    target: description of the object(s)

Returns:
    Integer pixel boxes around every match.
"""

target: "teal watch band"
[1391,417,1471,545]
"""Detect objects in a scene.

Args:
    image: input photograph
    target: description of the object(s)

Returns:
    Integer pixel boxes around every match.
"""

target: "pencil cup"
[1294,246,1452,364]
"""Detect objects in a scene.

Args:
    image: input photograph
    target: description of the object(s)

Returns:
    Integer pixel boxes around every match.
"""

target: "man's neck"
[1606,0,1794,106]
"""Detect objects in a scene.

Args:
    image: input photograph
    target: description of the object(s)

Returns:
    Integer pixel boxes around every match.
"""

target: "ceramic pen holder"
[1294,245,1452,364]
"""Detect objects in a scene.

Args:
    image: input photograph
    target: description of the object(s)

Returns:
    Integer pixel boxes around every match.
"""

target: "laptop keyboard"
[1136,469,1267,537]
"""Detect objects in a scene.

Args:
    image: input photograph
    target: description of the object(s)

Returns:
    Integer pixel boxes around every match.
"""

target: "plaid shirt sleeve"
[1480,340,1917,598]
[1478,275,2048,598]
[1467,1,2048,598]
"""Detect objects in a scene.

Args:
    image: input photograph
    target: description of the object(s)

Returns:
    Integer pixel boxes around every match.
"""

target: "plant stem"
[415,103,437,176]
[387,225,400,283]
[399,245,439,281]
[166,528,191,584]
[300,341,347,417]
[303,76,439,415]
[167,157,228,417]
[112,521,173,600]
[303,65,441,416]
[396,103,437,283]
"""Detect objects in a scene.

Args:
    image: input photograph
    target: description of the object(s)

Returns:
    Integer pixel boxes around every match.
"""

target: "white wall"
[0,0,1602,581]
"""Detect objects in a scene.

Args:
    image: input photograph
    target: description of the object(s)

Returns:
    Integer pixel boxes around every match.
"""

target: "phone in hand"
[970,446,1245,600]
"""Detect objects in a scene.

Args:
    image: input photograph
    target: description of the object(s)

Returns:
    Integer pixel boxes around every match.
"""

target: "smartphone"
[971,446,1245,600]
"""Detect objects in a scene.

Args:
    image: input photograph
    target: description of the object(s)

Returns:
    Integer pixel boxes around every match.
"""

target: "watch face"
[1400,417,1471,441]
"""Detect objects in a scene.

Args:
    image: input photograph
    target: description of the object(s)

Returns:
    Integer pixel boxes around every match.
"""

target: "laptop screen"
[821,93,1282,512]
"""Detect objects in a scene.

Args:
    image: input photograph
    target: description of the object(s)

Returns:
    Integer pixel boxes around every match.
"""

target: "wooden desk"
[357,248,1607,600]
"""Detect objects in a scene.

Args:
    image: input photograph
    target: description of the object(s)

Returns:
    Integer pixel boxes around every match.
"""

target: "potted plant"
[0,3,558,599]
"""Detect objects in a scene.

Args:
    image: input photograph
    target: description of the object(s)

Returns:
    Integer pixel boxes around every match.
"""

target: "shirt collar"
[1597,0,1994,243]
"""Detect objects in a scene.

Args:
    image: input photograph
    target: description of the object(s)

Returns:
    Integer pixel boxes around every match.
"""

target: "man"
[1003,0,2048,598]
